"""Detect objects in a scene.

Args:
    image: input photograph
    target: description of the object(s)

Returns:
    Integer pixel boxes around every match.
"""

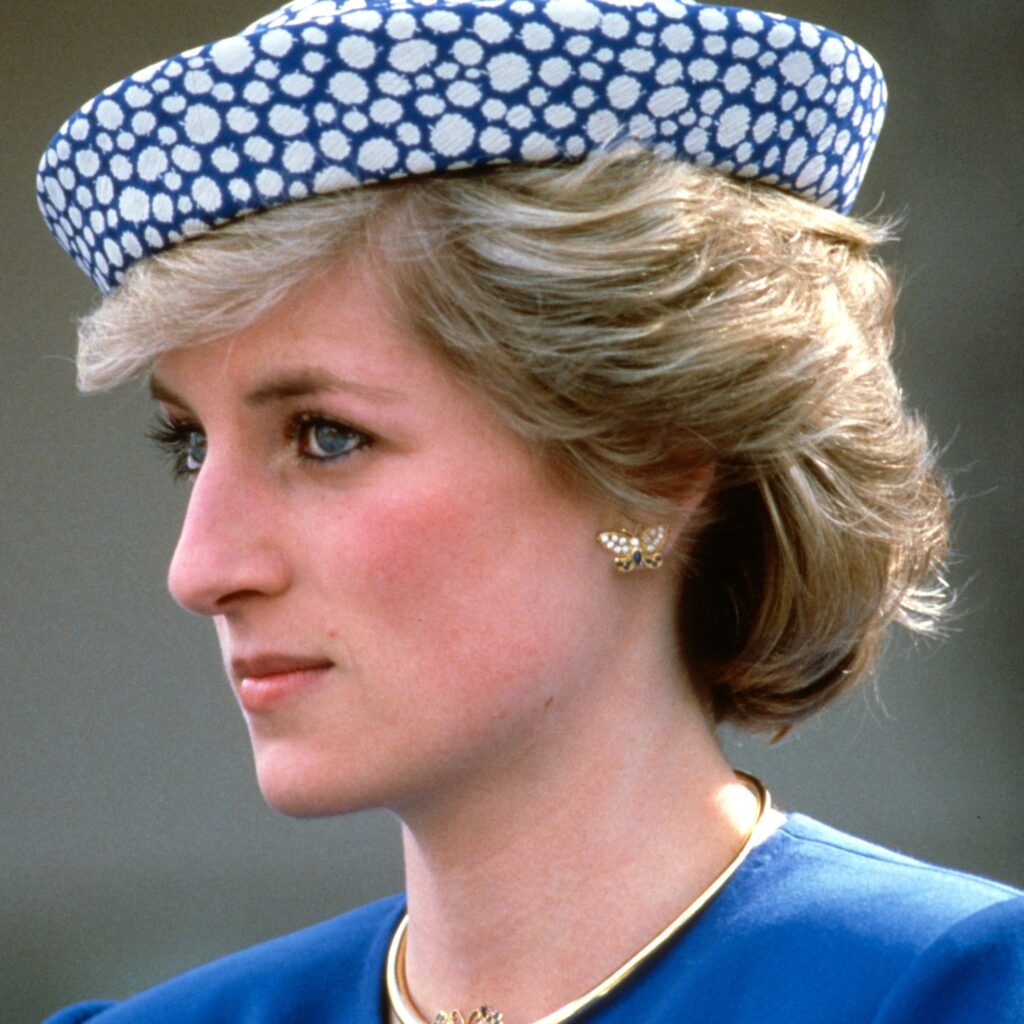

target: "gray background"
[3,3,1021,1022]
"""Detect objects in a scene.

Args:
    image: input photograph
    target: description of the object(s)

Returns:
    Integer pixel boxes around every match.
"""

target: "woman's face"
[152,259,635,818]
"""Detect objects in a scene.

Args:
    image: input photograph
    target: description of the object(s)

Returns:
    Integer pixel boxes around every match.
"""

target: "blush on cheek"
[346,445,543,597]
[344,481,566,693]
[352,487,475,595]
[331,491,489,666]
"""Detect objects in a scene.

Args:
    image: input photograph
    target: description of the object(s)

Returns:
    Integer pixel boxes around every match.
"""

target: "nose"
[167,456,290,617]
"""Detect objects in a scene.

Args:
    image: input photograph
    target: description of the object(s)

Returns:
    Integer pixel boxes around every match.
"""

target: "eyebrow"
[148,367,402,409]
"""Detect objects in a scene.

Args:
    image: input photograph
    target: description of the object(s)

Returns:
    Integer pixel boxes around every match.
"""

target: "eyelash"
[147,411,372,480]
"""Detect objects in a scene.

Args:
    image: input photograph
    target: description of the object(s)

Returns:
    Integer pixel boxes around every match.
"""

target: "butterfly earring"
[597,524,668,572]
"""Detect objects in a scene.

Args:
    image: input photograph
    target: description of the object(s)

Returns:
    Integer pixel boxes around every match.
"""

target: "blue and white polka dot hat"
[37,0,887,294]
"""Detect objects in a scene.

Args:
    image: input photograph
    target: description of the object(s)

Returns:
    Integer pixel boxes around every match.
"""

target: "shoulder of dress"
[41,893,406,1024]
[636,820,1023,1022]
[722,813,1021,948]
[779,813,1018,903]
[869,895,1024,1024]
[41,1001,117,1024]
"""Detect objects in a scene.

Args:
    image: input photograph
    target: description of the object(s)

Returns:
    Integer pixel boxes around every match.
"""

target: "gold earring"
[596,525,667,572]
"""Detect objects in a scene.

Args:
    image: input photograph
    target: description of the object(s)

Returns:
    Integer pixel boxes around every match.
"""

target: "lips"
[230,653,334,713]
[232,653,333,681]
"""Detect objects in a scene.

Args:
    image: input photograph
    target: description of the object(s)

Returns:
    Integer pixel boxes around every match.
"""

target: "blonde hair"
[78,149,949,732]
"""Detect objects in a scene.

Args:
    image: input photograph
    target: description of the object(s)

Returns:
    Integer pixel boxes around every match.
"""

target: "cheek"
[327,469,596,704]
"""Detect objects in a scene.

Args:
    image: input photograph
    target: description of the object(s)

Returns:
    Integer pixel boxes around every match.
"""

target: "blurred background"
[2,2,1021,1022]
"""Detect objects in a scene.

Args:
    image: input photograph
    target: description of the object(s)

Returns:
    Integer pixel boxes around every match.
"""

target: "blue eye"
[184,430,207,471]
[296,417,368,461]
[148,416,206,479]
[149,412,368,478]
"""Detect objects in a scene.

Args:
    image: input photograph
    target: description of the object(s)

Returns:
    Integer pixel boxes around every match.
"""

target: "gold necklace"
[386,772,770,1024]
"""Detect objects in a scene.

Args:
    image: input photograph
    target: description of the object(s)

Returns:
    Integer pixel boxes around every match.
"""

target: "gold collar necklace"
[386,772,770,1024]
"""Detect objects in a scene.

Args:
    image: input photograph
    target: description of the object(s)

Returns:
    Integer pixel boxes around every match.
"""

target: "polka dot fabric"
[37,0,887,293]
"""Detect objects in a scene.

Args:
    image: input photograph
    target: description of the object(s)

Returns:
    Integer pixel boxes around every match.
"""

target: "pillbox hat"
[37,0,886,293]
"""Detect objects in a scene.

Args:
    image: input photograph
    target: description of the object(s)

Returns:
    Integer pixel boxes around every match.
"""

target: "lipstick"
[232,655,333,713]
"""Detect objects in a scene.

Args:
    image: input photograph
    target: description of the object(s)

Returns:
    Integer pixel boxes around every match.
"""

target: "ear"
[675,462,715,517]
[661,462,716,558]
[604,463,715,561]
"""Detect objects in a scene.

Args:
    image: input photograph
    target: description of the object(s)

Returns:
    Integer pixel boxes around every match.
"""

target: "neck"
[394,664,768,1024]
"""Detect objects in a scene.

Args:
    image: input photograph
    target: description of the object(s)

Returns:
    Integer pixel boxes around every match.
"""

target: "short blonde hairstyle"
[78,149,949,733]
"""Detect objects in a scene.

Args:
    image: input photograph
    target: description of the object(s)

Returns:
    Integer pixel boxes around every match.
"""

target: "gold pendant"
[432,1009,503,1024]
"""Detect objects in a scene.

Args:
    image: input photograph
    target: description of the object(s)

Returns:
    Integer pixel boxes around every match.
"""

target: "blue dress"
[43,815,1024,1023]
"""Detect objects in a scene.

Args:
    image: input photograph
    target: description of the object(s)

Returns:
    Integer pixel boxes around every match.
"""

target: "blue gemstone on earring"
[632,551,644,566]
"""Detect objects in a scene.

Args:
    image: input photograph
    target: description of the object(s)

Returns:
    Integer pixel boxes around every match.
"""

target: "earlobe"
[596,524,668,572]
[596,463,716,573]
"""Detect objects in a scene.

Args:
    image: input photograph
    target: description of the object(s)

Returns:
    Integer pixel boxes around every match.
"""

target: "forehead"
[151,259,439,400]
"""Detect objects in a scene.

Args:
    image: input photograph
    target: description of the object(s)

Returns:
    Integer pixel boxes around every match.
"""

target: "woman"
[36,1,1023,1022]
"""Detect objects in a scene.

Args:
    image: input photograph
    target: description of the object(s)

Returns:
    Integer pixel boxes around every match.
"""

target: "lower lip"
[237,666,332,713]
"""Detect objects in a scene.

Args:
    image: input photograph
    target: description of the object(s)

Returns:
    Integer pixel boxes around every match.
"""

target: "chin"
[256,773,380,818]
[252,749,383,819]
